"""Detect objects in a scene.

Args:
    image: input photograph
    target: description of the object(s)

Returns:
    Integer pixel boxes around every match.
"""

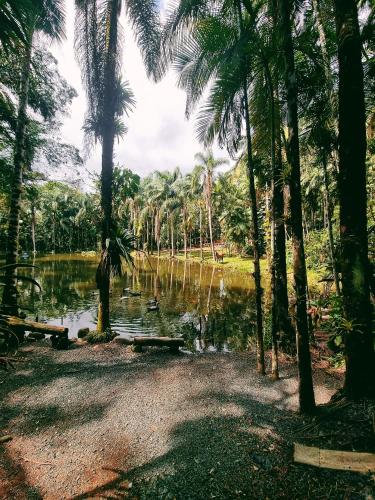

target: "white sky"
[51,0,232,185]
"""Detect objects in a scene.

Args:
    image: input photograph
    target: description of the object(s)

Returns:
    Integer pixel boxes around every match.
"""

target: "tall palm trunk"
[97,0,119,333]
[170,214,175,257]
[31,203,36,255]
[334,0,374,398]
[155,210,161,257]
[270,89,280,379]
[312,0,340,296]
[243,0,294,358]
[2,30,33,314]
[243,84,265,375]
[278,0,315,413]
[199,204,203,261]
[146,218,149,252]
[237,1,265,374]
[322,154,340,295]
[272,97,295,353]
[206,181,216,261]
[183,209,188,259]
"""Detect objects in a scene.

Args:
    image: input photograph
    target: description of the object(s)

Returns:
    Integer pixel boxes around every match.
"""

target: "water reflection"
[17,254,258,352]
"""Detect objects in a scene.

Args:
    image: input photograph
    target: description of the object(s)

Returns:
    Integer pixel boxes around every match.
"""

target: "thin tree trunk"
[278,0,315,413]
[322,154,340,295]
[243,85,265,375]
[199,204,203,261]
[31,203,36,256]
[207,195,215,261]
[146,218,149,252]
[97,0,118,333]
[274,103,295,352]
[184,228,188,259]
[52,215,56,253]
[334,0,374,398]
[2,32,33,314]
[171,215,175,258]
[242,0,294,356]
[150,212,154,255]
[237,1,265,374]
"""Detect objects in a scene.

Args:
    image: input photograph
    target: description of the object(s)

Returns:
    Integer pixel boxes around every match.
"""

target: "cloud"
[51,0,233,185]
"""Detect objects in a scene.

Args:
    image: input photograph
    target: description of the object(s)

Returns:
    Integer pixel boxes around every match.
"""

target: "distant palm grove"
[0,0,374,413]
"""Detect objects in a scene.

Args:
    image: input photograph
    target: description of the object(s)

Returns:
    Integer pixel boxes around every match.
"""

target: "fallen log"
[112,336,134,346]
[0,435,13,444]
[133,336,184,348]
[294,443,375,473]
[2,315,68,337]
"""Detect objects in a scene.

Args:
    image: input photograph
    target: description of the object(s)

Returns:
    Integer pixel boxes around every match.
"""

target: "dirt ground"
[0,341,374,499]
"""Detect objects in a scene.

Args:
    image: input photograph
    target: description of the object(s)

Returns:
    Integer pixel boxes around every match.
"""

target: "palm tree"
[0,0,37,52]
[191,165,206,261]
[161,4,265,373]
[333,0,374,398]
[174,174,193,259]
[194,151,228,261]
[2,0,65,315]
[276,0,315,413]
[152,168,182,257]
[75,0,160,332]
[236,1,266,375]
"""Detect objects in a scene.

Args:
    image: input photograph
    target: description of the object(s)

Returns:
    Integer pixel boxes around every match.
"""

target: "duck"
[122,287,141,296]
[147,299,159,312]
[147,296,158,306]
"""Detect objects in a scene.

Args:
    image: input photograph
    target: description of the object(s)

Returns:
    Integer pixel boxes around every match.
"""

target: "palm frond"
[95,231,138,288]
[125,0,161,80]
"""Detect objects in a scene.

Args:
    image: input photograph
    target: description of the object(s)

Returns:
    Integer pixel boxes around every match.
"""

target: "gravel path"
[0,342,373,499]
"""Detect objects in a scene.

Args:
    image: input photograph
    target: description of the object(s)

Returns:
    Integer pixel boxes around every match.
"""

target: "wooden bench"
[1,315,69,349]
[114,335,184,353]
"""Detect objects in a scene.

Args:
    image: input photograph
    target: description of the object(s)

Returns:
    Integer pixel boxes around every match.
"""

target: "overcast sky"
[51,0,232,184]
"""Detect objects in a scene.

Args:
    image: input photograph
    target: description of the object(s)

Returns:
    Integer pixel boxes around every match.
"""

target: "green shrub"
[85,329,115,344]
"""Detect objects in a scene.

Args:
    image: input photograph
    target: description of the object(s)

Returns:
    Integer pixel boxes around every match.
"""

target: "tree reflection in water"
[16,253,260,352]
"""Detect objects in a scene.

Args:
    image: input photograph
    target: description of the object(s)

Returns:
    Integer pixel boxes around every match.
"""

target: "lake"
[18,253,262,352]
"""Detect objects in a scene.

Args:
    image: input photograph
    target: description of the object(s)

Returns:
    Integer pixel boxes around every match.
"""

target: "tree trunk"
[31,203,36,255]
[2,32,33,314]
[150,212,154,254]
[146,217,149,252]
[207,194,215,261]
[334,0,374,398]
[237,1,265,375]
[243,85,265,375]
[242,0,295,359]
[322,154,340,295]
[52,216,56,253]
[278,0,315,413]
[170,215,175,258]
[199,205,204,261]
[273,99,295,352]
[97,0,118,333]
[184,228,188,259]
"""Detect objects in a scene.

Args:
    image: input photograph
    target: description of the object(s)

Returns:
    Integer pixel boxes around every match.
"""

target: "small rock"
[77,328,90,339]
[28,332,46,340]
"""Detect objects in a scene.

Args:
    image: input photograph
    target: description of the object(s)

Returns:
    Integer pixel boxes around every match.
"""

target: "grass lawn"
[167,248,264,273]
[153,247,324,292]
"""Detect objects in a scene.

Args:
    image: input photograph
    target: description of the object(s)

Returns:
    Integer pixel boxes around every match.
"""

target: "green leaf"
[0,275,41,291]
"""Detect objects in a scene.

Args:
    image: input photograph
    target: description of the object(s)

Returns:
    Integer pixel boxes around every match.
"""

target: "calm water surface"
[19,254,260,352]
